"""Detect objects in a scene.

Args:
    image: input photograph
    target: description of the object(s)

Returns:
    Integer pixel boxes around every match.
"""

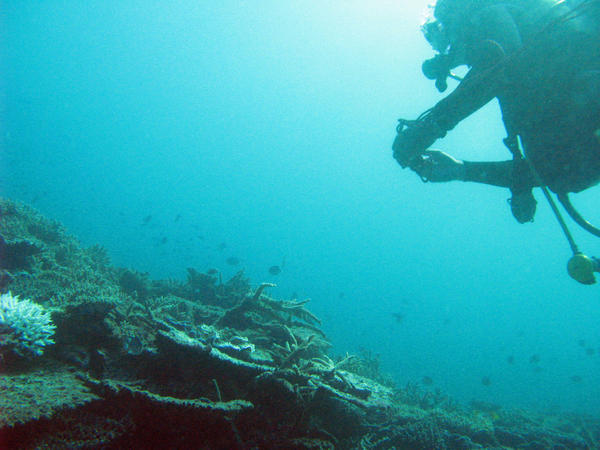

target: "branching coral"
[0,292,55,358]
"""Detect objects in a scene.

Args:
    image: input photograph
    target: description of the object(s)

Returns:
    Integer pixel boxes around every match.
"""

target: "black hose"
[557,193,600,237]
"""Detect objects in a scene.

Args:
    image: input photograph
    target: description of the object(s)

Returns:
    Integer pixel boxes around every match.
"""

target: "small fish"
[570,375,582,383]
[506,355,515,364]
[585,347,595,356]
[174,214,181,222]
[142,215,152,225]
[578,339,586,347]
[217,242,227,251]
[422,376,433,386]
[529,354,540,364]
[206,268,219,276]
[226,256,239,266]
[159,236,168,245]
[481,376,491,386]
[391,312,404,323]
[268,257,286,276]
[338,292,345,299]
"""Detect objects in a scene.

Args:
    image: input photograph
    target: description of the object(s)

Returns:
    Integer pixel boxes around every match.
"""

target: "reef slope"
[0,198,597,449]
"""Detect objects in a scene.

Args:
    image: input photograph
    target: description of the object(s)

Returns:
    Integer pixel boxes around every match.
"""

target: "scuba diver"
[393,0,600,284]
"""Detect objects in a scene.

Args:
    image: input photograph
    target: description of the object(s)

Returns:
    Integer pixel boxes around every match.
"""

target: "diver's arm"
[462,160,513,187]
[428,4,523,133]
[418,151,538,188]
[416,150,512,186]
[429,69,499,133]
[463,159,539,189]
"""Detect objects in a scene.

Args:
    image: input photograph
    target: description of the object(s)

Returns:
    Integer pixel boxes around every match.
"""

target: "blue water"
[3,1,599,416]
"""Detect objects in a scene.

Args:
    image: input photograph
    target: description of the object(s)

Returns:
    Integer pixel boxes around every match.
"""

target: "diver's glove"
[411,150,465,182]
[508,190,537,223]
[392,114,446,168]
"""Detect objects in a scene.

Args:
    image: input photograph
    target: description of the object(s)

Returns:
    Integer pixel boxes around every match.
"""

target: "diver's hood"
[421,1,471,91]
[433,0,478,26]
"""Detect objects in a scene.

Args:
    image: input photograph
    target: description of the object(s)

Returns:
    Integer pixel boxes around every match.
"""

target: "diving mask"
[422,18,450,54]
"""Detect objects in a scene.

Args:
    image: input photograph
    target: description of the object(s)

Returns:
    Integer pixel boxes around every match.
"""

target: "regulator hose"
[557,193,600,238]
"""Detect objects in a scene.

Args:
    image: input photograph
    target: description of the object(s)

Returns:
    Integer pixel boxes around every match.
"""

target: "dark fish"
[174,214,181,222]
[142,215,152,225]
[585,347,595,356]
[159,236,168,245]
[532,366,544,374]
[578,339,586,347]
[422,376,433,386]
[226,256,239,265]
[443,318,451,326]
[268,257,286,276]
[570,375,582,383]
[217,242,227,251]
[529,354,540,364]
[338,292,345,299]
[392,312,404,323]
[506,355,515,364]
[481,376,491,386]
[206,268,219,275]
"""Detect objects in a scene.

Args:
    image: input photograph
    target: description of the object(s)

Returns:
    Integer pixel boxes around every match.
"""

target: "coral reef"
[0,197,598,448]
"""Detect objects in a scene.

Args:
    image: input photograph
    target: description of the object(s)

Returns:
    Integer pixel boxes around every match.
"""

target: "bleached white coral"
[0,292,56,358]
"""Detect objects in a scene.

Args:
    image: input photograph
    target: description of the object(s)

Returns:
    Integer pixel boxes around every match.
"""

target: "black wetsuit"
[429,0,600,193]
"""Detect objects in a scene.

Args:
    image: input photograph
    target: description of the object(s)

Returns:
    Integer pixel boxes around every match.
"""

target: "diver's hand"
[392,116,446,168]
[392,125,429,167]
[411,150,465,182]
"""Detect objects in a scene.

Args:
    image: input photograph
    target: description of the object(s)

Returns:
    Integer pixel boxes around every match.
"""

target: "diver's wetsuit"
[427,0,600,194]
